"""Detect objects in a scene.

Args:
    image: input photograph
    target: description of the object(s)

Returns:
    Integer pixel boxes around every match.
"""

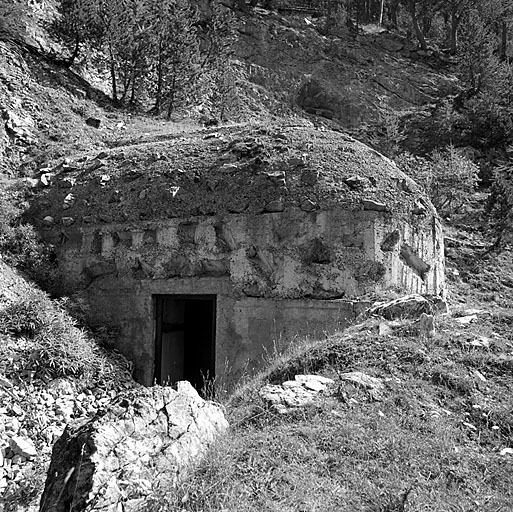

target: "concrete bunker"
[31,125,445,387]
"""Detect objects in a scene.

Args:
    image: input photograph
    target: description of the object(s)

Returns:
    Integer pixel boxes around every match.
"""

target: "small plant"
[0,182,60,292]
[0,289,126,382]
[0,299,46,338]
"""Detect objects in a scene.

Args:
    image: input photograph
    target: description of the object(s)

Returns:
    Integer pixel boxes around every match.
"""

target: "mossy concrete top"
[31,124,433,226]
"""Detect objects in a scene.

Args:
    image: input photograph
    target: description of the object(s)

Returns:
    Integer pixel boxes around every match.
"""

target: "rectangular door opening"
[154,295,216,390]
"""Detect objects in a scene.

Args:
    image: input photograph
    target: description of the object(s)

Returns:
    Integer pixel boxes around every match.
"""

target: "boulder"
[9,436,37,459]
[39,382,228,512]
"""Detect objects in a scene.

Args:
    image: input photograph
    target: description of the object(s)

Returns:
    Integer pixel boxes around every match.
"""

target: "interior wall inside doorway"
[156,295,216,390]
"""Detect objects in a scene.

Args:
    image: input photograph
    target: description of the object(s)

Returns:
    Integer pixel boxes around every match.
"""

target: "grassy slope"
[149,226,513,511]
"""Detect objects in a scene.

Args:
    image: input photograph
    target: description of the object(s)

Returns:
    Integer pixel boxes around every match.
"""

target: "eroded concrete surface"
[31,125,445,385]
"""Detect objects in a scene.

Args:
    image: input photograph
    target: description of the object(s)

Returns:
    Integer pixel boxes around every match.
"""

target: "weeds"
[0,288,127,382]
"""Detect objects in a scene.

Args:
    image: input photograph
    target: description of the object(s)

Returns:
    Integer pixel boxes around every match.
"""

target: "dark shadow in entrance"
[154,295,216,390]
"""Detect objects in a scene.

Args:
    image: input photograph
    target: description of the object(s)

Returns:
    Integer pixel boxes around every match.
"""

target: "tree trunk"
[388,0,399,27]
[499,20,507,61]
[66,33,80,68]
[154,42,164,113]
[449,9,459,55]
[408,0,427,51]
[108,41,118,104]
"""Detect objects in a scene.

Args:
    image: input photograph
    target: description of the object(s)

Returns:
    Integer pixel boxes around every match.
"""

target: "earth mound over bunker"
[31,125,445,385]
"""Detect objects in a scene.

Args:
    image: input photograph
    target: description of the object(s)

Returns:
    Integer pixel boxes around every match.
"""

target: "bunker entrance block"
[31,125,445,387]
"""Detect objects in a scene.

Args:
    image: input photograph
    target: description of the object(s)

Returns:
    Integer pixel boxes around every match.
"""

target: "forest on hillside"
[1,0,513,254]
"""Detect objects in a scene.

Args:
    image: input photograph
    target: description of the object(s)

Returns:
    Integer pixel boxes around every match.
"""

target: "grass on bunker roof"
[143,303,513,512]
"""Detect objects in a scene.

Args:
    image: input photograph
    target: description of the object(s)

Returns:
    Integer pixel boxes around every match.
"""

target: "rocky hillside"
[1,3,511,511]
[234,9,458,128]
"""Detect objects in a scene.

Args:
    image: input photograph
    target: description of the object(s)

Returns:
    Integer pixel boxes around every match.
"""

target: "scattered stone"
[264,199,285,213]
[379,323,393,336]
[300,198,317,212]
[9,437,37,459]
[86,159,104,173]
[85,117,101,128]
[63,193,75,209]
[362,199,389,212]
[99,174,111,186]
[340,371,384,400]
[466,336,491,349]
[344,175,368,190]
[500,448,513,456]
[219,163,240,173]
[259,374,334,413]
[40,173,52,186]
[39,383,228,512]
[62,217,75,227]
[454,315,477,325]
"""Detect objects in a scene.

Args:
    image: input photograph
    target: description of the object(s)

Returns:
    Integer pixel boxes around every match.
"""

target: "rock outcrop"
[39,382,228,512]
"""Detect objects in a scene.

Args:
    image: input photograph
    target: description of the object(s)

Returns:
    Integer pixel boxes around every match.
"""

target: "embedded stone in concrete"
[400,243,431,280]
[367,295,433,320]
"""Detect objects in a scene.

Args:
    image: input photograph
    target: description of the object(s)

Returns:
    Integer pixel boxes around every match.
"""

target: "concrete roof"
[30,125,434,227]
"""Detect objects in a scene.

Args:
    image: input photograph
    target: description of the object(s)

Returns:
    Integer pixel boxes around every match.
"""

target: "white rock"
[340,372,385,392]
[9,436,37,459]
[282,380,302,388]
[294,374,334,385]
[303,380,327,392]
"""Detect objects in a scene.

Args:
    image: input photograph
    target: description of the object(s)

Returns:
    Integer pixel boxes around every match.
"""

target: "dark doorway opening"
[154,295,216,390]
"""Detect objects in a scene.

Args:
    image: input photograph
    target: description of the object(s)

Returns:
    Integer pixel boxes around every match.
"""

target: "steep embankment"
[0,260,135,509]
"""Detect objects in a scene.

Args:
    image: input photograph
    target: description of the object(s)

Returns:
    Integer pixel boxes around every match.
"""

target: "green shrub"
[488,147,513,247]
[396,146,479,215]
[0,183,60,293]
[0,289,124,381]
[0,299,46,337]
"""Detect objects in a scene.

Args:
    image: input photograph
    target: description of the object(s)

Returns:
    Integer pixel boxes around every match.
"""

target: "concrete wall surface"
[45,206,444,385]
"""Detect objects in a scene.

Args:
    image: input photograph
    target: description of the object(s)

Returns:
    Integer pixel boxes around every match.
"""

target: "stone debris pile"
[0,374,132,506]
[40,381,228,512]
[260,371,388,413]
[260,374,335,413]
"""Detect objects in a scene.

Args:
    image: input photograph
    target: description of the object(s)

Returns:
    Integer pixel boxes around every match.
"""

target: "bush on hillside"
[396,146,479,216]
[0,289,125,381]
[0,183,60,293]
[488,147,513,248]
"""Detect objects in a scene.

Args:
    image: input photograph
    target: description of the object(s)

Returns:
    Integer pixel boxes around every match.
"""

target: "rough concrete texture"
[39,382,228,512]
[30,125,445,385]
